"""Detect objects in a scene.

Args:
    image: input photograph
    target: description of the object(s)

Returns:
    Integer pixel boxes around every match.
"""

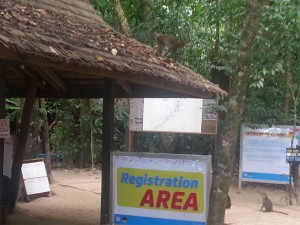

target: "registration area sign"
[111,152,212,225]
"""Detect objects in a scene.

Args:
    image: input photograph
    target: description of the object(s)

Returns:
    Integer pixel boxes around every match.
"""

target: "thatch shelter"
[0,0,226,224]
[0,0,225,98]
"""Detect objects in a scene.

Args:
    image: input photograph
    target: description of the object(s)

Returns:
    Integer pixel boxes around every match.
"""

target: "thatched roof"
[0,0,226,98]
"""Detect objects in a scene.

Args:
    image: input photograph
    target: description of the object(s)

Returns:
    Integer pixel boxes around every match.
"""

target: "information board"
[111,152,212,225]
[129,98,217,134]
[21,160,50,195]
[239,125,299,187]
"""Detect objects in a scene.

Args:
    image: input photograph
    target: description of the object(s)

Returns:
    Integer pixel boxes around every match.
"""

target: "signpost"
[111,152,212,225]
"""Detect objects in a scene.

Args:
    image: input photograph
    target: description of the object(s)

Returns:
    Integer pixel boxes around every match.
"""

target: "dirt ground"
[7,169,101,225]
[226,177,300,225]
[5,169,300,225]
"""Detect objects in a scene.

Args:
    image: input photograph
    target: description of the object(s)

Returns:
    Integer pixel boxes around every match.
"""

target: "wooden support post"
[128,131,134,152]
[100,79,115,225]
[9,79,37,208]
[0,62,6,225]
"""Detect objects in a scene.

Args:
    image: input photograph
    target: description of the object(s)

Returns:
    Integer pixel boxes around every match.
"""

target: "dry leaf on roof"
[11,11,29,22]
[29,21,37,26]
[3,12,12,20]
[111,48,118,56]
[49,46,58,55]
[34,8,48,17]
[13,4,27,12]
[95,55,104,61]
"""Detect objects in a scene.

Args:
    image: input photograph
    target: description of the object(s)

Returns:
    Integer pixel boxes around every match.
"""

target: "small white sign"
[24,177,50,195]
[0,119,10,138]
[21,161,50,195]
[129,98,217,134]
[143,98,203,133]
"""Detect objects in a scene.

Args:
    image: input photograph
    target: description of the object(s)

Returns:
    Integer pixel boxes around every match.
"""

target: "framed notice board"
[129,98,217,134]
[239,125,299,187]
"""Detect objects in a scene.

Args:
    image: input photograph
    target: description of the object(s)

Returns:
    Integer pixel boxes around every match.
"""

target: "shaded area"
[7,169,101,225]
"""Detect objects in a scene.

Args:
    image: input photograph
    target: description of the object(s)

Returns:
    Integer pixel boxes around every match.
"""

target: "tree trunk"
[24,100,40,160]
[40,98,54,184]
[77,99,91,168]
[114,0,130,36]
[10,79,37,208]
[139,0,151,22]
[283,50,292,124]
[207,1,269,225]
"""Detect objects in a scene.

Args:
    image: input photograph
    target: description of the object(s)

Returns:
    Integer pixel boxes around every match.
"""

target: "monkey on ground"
[260,192,288,215]
[153,33,185,58]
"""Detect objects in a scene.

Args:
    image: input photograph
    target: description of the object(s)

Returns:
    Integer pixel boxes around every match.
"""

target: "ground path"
[6,169,300,225]
[8,169,101,225]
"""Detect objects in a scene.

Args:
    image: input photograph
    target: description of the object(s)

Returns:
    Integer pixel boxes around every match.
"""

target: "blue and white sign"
[239,125,299,187]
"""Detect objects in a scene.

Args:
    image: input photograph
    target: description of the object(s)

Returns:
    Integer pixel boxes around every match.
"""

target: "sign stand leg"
[289,163,293,205]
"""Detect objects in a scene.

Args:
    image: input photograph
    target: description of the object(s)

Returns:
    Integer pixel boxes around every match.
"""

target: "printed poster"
[240,125,299,185]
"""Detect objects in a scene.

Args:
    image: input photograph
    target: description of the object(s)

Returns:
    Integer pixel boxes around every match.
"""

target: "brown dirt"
[7,169,101,225]
[6,170,300,225]
[225,177,300,225]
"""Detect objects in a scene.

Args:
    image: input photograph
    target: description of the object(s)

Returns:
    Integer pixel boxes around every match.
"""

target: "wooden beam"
[0,46,218,99]
[116,79,132,96]
[20,66,39,81]
[38,67,68,92]
[100,78,115,225]
[10,78,38,208]
[31,67,61,91]
[0,61,6,224]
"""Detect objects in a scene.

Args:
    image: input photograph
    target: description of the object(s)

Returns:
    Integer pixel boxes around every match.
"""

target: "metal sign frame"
[110,152,212,225]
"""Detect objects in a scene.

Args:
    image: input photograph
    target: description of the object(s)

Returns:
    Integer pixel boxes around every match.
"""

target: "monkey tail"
[272,210,288,215]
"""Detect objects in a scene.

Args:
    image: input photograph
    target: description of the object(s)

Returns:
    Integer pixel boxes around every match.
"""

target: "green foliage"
[244,0,300,125]
[49,99,82,160]
[87,1,300,155]
[5,98,21,122]
[133,132,214,155]
[88,0,300,154]
[114,109,129,150]
[48,99,128,163]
